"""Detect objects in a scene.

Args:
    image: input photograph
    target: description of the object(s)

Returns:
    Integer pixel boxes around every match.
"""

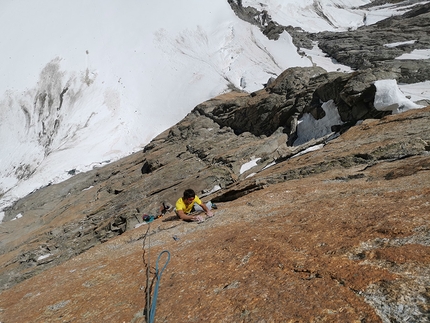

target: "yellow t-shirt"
[175,195,202,214]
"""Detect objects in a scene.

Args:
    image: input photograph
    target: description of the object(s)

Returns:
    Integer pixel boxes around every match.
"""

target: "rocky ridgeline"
[229,0,430,84]
[0,2,429,322]
[316,2,430,83]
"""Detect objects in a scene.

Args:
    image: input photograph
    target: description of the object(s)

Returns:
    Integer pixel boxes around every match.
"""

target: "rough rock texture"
[0,107,429,323]
[1,1,430,322]
[1,65,422,295]
[316,2,430,83]
[229,0,430,87]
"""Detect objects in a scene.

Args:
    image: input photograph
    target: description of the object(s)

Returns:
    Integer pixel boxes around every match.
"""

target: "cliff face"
[1,2,430,323]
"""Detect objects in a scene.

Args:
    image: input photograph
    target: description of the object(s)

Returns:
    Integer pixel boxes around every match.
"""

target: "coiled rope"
[148,250,171,323]
[144,221,171,323]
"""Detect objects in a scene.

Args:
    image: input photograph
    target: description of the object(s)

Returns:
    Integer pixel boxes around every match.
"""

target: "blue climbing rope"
[149,250,171,323]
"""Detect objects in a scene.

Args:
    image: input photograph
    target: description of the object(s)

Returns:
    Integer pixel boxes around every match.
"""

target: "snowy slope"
[241,0,415,31]
[0,0,418,212]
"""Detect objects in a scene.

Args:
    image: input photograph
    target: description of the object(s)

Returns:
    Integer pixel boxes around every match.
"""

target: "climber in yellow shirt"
[175,189,214,222]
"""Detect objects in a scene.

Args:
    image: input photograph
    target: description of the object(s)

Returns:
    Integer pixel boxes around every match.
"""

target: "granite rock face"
[1,1,430,322]
[1,106,429,323]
